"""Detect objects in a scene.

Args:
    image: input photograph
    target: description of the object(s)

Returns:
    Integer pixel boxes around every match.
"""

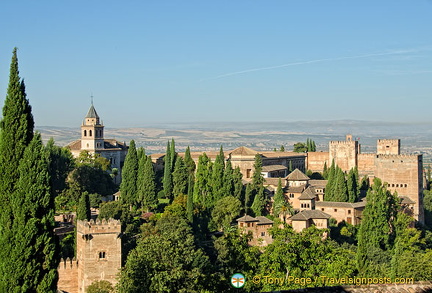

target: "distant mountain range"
[36,120,432,161]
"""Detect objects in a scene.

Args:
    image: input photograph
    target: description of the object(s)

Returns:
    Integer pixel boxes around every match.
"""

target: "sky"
[0,0,431,127]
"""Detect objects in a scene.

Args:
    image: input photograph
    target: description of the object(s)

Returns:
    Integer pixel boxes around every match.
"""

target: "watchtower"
[76,219,122,292]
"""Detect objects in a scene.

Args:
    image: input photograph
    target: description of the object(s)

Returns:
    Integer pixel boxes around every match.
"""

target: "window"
[246,169,252,178]
[89,130,92,137]
[307,204,310,208]
[334,209,337,212]
[261,232,265,237]
[290,194,294,198]
[321,208,324,211]
[240,223,243,227]
[405,184,408,187]
[99,252,106,259]
[84,130,87,137]
[348,210,351,215]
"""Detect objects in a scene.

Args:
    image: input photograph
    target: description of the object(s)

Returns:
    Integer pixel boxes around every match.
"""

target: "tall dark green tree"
[347,167,359,203]
[172,155,188,197]
[120,140,138,206]
[184,146,196,175]
[137,155,157,212]
[186,175,194,223]
[193,153,211,206]
[273,178,285,217]
[222,160,235,197]
[251,154,264,192]
[244,183,253,215]
[357,178,398,276]
[163,141,173,200]
[77,191,91,221]
[211,146,225,203]
[333,167,348,202]
[5,133,58,292]
[324,160,336,201]
[251,186,266,216]
[46,138,75,197]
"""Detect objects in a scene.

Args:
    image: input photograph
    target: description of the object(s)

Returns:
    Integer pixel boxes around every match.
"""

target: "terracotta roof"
[262,165,287,172]
[261,151,306,158]
[255,216,274,225]
[399,196,415,204]
[86,104,99,119]
[236,215,258,222]
[291,210,331,221]
[286,169,310,181]
[286,185,306,193]
[299,186,316,200]
[315,201,366,208]
[309,180,328,188]
[66,139,81,151]
[264,178,283,187]
[230,146,258,156]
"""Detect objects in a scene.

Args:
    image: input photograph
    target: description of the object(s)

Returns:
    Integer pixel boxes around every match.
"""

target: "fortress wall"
[306,152,329,173]
[377,139,400,155]
[57,258,78,293]
[329,140,359,172]
[357,153,376,177]
[374,154,424,223]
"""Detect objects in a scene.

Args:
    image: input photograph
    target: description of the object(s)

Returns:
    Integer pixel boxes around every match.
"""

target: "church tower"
[81,104,105,151]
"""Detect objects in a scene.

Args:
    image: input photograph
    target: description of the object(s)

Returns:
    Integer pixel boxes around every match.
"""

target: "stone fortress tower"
[57,219,122,293]
[325,135,424,223]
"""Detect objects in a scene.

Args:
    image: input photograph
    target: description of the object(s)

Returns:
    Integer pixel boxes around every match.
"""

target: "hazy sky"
[0,1,431,127]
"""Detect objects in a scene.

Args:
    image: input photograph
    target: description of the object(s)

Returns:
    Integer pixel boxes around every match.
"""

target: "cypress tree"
[233,166,243,201]
[251,186,266,217]
[288,161,293,173]
[120,140,138,206]
[251,154,264,192]
[184,146,196,175]
[137,155,157,212]
[333,167,348,202]
[325,160,336,201]
[280,145,285,152]
[170,138,176,172]
[347,168,358,203]
[77,191,91,221]
[193,153,211,205]
[4,133,58,292]
[223,160,234,197]
[187,175,194,223]
[244,183,253,215]
[273,178,284,217]
[323,161,328,179]
[311,140,316,152]
[357,178,398,276]
[172,156,188,197]
[136,147,145,162]
[163,141,173,200]
[211,146,225,203]
[0,48,34,197]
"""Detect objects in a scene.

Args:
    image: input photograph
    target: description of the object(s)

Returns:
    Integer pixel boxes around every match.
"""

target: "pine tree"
[211,146,225,203]
[120,140,138,206]
[273,178,285,217]
[77,191,91,221]
[163,141,173,200]
[172,156,188,197]
[4,133,58,292]
[137,155,157,212]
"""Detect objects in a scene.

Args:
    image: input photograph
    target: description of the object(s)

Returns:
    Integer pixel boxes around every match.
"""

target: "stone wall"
[357,153,375,177]
[329,138,359,173]
[377,139,400,155]
[306,151,329,173]
[57,258,78,293]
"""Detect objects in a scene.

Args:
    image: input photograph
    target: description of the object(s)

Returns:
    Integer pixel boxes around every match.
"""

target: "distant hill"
[36,120,432,161]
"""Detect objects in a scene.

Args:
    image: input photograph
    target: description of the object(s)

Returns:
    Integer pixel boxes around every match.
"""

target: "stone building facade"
[67,104,128,184]
[57,219,122,293]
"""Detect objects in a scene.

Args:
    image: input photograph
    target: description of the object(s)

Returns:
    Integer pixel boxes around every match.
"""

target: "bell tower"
[81,103,105,151]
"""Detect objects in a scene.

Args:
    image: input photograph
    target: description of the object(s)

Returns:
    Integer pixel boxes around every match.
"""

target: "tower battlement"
[76,219,121,235]
[329,140,357,145]
[376,154,420,161]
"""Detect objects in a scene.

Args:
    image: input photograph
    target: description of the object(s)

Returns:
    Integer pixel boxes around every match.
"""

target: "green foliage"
[137,154,157,212]
[186,175,194,223]
[325,162,349,202]
[89,193,102,208]
[280,145,285,152]
[163,194,188,220]
[322,161,328,179]
[163,141,173,200]
[46,138,75,197]
[293,142,307,153]
[233,166,244,201]
[306,138,317,152]
[77,191,91,221]
[87,280,114,293]
[347,167,359,202]
[210,196,241,231]
[2,133,58,292]
[423,190,432,228]
[59,232,75,259]
[184,146,196,174]
[357,178,398,276]
[193,153,211,206]
[99,201,133,224]
[67,163,116,197]
[172,156,188,197]
[120,140,138,205]
[244,183,253,215]
[211,146,225,203]
[117,216,212,293]
[251,186,266,216]
[272,178,285,217]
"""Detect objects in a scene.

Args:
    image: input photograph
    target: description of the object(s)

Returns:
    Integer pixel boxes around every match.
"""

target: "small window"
[405,184,408,187]
[89,130,92,137]
[321,208,324,211]
[84,130,87,137]
[261,232,265,237]
[99,252,106,259]
[307,204,310,208]
[334,209,337,212]
[348,210,351,215]
[240,223,243,227]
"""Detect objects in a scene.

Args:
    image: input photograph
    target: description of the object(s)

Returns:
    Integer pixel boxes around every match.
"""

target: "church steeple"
[81,103,104,150]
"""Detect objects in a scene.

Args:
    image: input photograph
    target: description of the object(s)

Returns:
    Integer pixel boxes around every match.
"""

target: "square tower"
[377,139,400,155]
[329,134,360,172]
[76,219,122,292]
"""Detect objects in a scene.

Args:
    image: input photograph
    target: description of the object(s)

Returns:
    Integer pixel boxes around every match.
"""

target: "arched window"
[84,130,87,137]
[89,130,92,137]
